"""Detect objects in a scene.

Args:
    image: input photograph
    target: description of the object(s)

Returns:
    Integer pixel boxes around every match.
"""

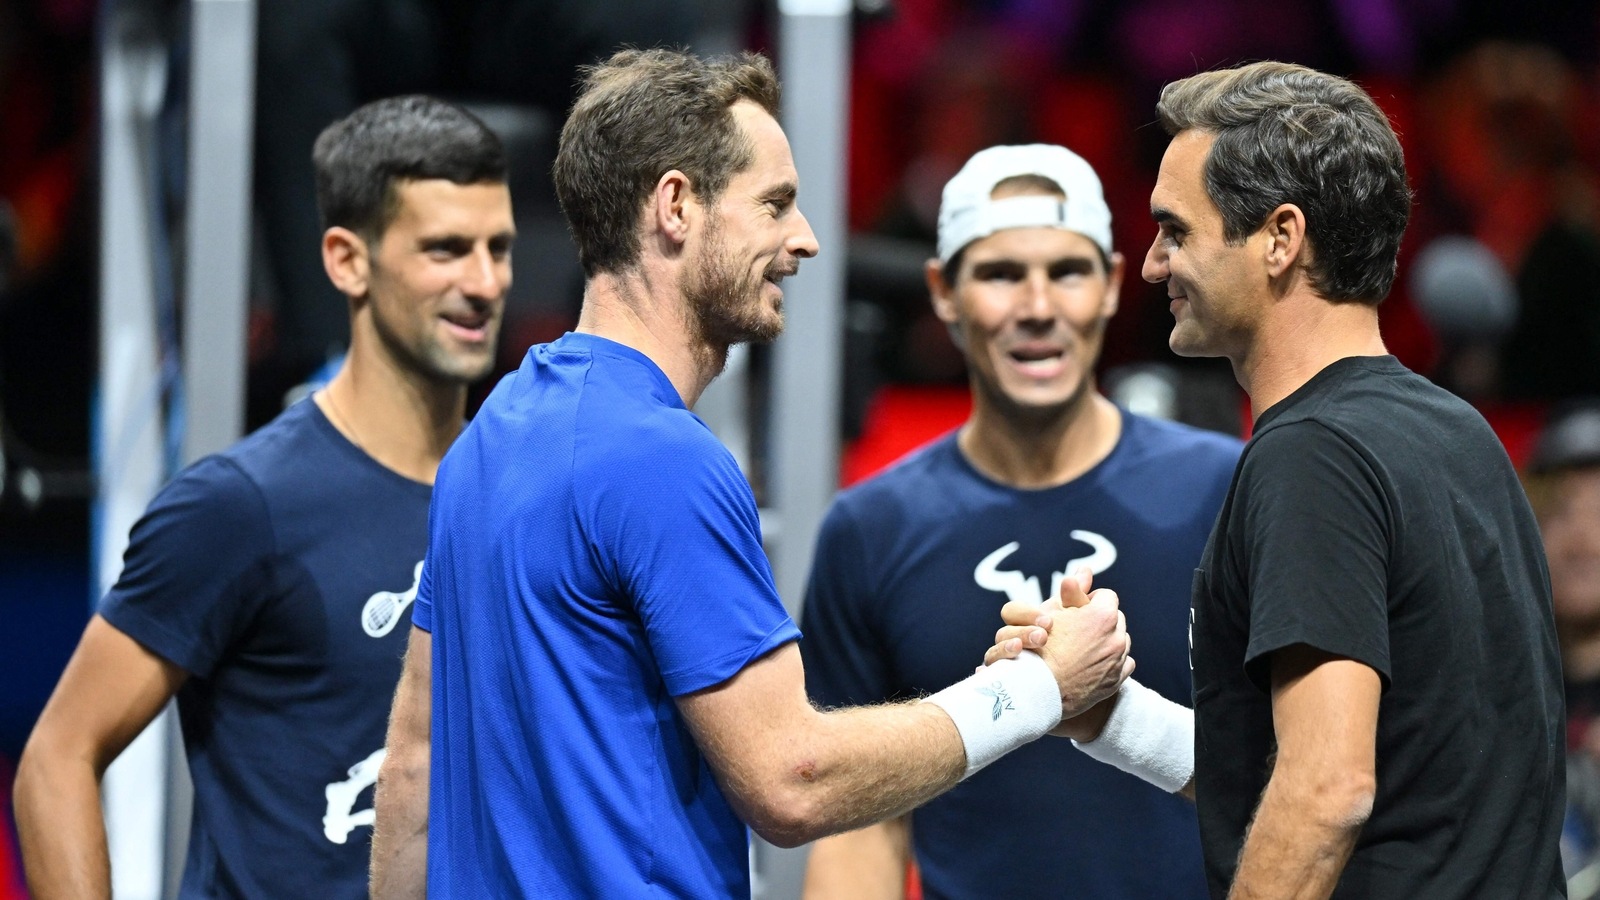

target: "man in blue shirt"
[14,96,513,899]
[800,144,1240,899]
[372,49,1139,899]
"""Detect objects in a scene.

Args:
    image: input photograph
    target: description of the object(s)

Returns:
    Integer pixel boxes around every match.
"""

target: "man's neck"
[315,345,466,485]
[1235,293,1388,420]
[958,390,1122,490]
[575,267,726,408]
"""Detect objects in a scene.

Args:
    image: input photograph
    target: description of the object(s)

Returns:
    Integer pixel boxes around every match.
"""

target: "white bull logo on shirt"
[973,532,1118,607]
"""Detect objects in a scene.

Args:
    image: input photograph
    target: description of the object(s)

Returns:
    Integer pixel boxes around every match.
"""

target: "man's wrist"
[1054,691,1119,742]
[1070,679,1194,793]
[923,651,1062,779]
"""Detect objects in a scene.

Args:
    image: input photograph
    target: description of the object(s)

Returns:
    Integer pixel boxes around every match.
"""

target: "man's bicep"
[675,642,812,801]
[30,615,188,770]
[1269,644,1381,778]
[388,627,432,743]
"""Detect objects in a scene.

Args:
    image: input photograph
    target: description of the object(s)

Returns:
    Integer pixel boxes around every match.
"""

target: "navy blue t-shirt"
[99,398,430,900]
[415,332,800,897]
[802,412,1240,900]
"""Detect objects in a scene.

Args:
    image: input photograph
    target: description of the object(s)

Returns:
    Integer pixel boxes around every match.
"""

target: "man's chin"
[1167,327,1212,359]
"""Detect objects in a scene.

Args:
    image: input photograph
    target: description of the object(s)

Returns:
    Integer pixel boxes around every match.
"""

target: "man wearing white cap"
[800,144,1241,899]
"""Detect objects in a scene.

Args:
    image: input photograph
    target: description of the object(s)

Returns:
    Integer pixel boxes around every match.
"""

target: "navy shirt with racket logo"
[100,397,429,900]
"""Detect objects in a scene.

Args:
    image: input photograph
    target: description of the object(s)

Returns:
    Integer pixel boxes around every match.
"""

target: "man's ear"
[1101,251,1126,319]
[651,170,695,249]
[323,227,371,301]
[1262,203,1308,280]
[926,258,969,351]
[927,258,958,325]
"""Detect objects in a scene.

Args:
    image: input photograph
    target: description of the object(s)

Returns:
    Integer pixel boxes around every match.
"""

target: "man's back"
[418,332,800,897]
[1192,355,1565,898]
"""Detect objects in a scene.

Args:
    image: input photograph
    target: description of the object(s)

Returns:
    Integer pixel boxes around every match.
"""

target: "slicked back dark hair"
[553,48,781,278]
[313,95,507,240]
[1157,61,1412,305]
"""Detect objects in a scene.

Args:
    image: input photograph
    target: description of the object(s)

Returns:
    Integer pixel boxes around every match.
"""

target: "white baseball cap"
[936,144,1113,263]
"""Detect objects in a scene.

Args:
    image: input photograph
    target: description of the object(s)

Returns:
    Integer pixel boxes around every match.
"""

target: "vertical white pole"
[97,6,174,898]
[756,2,851,898]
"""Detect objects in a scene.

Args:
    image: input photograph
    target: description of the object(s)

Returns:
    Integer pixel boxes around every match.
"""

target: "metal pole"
[96,4,174,898]
[757,2,851,897]
[182,0,255,464]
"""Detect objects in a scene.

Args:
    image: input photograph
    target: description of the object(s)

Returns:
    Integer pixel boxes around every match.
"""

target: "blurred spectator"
[1408,234,1517,401]
[1413,41,1600,401]
[1525,402,1600,898]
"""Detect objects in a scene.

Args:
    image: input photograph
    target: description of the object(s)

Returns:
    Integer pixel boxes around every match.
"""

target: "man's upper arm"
[388,626,432,745]
[1269,644,1381,800]
[1239,423,1392,692]
[27,615,188,771]
[586,427,799,696]
[675,641,812,799]
[98,456,274,678]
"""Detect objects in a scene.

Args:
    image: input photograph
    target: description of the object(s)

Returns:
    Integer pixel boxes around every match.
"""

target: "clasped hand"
[983,568,1133,734]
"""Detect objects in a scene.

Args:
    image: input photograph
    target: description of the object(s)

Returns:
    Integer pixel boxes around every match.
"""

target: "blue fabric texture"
[100,397,430,899]
[418,332,800,897]
[802,412,1240,900]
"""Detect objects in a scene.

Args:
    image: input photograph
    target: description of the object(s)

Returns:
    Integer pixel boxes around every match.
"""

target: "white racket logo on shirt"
[362,560,423,638]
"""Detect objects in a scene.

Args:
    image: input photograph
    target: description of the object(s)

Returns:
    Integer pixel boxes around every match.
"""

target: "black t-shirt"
[1191,355,1565,899]
[100,399,430,899]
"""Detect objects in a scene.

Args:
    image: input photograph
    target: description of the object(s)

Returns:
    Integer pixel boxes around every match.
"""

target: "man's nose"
[789,208,819,260]
[1141,235,1168,284]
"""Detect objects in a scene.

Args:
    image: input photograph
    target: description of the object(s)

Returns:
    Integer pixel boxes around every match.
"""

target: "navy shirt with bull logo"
[100,397,429,899]
[801,410,1241,900]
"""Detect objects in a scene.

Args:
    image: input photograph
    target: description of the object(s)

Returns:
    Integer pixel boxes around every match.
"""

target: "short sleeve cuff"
[662,619,802,697]
[1243,625,1392,695]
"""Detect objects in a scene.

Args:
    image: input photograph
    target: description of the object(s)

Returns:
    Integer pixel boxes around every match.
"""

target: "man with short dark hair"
[14,95,513,900]
[371,49,1136,899]
[800,144,1238,900]
[992,61,1565,898]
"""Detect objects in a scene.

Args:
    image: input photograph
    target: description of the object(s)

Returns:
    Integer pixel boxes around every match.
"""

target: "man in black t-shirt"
[990,61,1565,898]
[13,97,513,898]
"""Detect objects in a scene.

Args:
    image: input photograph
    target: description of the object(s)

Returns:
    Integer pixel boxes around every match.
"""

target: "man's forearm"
[14,752,112,899]
[371,626,432,900]
[369,747,428,900]
[801,817,909,900]
[1228,773,1369,899]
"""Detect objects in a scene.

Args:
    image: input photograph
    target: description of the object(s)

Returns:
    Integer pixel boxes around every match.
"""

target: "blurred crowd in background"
[2,0,1600,897]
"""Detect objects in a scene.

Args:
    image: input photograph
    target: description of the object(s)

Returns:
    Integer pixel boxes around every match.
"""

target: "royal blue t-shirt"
[802,413,1240,900]
[416,332,800,897]
[100,398,430,899]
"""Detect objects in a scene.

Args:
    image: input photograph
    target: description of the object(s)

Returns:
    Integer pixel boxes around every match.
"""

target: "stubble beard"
[682,216,785,352]
[367,268,497,386]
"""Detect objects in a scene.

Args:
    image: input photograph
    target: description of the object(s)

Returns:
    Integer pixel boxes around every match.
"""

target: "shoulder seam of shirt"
[209,452,281,564]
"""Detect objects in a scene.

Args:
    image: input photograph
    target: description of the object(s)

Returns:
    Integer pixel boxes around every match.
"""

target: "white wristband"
[1071,678,1193,793]
[923,651,1062,779]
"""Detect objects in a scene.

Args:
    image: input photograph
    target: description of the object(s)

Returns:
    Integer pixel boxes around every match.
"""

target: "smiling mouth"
[1007,347,1067,376]
[441,310,491,339]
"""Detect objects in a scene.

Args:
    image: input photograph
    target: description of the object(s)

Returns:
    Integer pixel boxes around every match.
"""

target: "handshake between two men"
[956,568,1195,797]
